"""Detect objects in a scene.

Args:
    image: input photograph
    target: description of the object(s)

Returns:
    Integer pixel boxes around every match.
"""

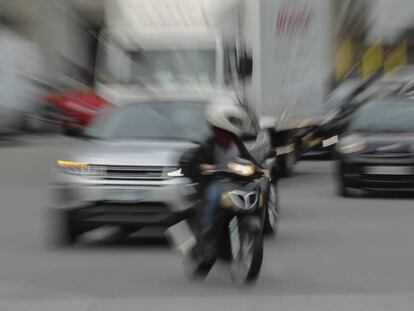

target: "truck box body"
[102,0,332,133]
[241,0,332,131]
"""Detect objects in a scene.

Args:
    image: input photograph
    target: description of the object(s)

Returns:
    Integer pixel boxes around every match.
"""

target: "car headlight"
[228,162,256,176]
[57,160,104,176]
[338,134,366,154]
[166,168,184,177]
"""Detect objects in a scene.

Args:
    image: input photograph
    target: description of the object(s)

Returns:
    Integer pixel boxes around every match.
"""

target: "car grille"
[79,203,172,225]
[90,165,168,181]
[360,173,414,189]
[360,152,414,159]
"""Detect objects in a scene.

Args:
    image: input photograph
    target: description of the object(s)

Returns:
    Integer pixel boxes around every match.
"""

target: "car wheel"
[63,127,76,136]
[278,151,295,177]
[263,182,279,235]
[119,226,141,238]
[337,174,352,197]
[52,210,81,247]
[337,163,353,197]
[339,184,352,197]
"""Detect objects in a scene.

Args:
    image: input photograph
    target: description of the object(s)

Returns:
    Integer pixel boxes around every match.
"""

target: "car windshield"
[349,98,414,133]
[86,101,210,141]
[326,81,360,107]
[96,42,216,89]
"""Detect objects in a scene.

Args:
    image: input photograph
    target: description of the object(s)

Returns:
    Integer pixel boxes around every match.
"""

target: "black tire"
[245,233,263,282]
[191,260,215,280]
[337,164,352,197]
[63,127,75,136]
[294,137,303,161]
[18,114,29,133]
[263,183,280,235]
[120,226,140,235]
[51,210,80,247]
[338,180,352,197]
[184,246,215,280]
[63,126,81,137]
[278,151,295,177]
[231,231,263,284]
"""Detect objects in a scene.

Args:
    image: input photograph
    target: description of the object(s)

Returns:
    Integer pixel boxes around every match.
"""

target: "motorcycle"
[168,158,274,284]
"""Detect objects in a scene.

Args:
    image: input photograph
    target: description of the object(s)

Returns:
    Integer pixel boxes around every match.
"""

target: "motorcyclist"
[180,100,268,244]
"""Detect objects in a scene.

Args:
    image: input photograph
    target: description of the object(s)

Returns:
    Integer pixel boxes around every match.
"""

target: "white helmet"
[206,100,246,136]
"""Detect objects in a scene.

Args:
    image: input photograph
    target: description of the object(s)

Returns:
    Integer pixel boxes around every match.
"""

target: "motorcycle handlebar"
[201,169,264,179]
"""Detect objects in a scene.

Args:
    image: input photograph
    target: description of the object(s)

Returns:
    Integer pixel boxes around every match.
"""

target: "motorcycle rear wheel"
[263,183,280,235]
[184,244,216,280]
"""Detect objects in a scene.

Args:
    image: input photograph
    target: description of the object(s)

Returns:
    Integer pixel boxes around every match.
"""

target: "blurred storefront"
[0,0,104,90]
[358,0,414,79]
[333,0,371,82]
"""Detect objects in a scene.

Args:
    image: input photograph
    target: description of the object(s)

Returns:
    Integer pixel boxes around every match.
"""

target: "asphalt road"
[1,135,414,310]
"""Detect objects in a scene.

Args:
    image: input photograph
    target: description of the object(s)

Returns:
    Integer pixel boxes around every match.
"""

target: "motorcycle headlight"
[338,134,366,154]
[57,160,104,176]
[228,190,259,210]
[228,162,255,176]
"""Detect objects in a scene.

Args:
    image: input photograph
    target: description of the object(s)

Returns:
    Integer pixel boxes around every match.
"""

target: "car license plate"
[322,135,339,148]
[229,217,240,258]
[365,166,412,175]
[105,189,148,202]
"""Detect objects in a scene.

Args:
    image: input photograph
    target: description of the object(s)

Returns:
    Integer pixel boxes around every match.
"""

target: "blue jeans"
[203,181,221,235]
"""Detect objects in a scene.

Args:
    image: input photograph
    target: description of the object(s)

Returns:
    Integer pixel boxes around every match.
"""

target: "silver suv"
[49,93,274,245]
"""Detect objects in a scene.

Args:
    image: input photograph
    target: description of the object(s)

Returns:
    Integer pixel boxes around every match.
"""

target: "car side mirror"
[238,53,253,79]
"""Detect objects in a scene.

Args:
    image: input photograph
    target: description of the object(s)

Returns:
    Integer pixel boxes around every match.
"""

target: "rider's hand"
[262,169,271,178]
[200,164,217,172]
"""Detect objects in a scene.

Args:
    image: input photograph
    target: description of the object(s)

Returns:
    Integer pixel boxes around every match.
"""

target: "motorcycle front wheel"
[230,230,263,284]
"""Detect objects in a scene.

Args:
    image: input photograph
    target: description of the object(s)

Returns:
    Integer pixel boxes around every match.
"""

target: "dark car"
[315,76,379,153]
[337,96,414,196]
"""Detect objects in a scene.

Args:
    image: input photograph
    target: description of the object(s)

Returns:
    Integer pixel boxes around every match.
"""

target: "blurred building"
[357,0,414,79]
[368,0,414,44]
[333,0,371,82]
[0,0,104,89]
[3,0,414,90]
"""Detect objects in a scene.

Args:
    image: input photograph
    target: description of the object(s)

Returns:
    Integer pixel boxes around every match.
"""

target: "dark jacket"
[179,136,260,184]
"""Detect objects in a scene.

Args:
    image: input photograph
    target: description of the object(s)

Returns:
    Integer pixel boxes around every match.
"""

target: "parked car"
[49,92,277,245]
[43,88,107,135]
[337,95,414,196]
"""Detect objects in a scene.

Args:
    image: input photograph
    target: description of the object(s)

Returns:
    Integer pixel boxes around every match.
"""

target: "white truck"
[96,0,332,176]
